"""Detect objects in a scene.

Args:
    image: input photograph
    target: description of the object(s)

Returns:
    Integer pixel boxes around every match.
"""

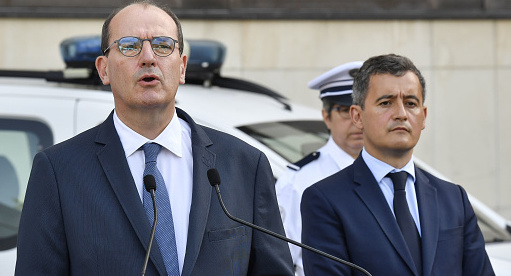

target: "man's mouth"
[138,74,160,84]
[391,126,409,132]
[142,77,156,82]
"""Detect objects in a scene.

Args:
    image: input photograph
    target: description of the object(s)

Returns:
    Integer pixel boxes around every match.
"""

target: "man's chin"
[387,143,416,156]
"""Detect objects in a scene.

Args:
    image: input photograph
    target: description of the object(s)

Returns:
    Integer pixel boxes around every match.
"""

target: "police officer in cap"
[276,61,364,276]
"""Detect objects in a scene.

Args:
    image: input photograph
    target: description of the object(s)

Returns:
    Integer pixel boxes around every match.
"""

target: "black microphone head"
[143,175,157,192]
[207,168,221,187]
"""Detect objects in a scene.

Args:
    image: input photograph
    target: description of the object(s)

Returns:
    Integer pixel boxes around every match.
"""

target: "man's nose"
[139,41,156,66]
[393,101,407,120]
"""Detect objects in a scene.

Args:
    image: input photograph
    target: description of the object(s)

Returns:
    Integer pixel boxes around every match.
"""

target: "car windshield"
[238,120,329,163]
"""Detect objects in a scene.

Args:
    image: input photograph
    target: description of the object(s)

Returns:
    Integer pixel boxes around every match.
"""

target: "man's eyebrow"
[375,94,421,103]
[375,94,394,102]
[404,94,421,103]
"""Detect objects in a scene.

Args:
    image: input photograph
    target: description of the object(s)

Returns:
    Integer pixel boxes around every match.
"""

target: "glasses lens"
[118,37,142,57]
[333,106,351,119]
[151,37,175,56]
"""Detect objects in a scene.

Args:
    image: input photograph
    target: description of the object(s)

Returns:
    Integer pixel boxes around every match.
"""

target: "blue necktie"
[142,143,180,275]
[388,171,422,276]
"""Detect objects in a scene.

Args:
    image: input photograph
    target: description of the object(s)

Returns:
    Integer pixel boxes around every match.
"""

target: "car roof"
[176,84,321,128]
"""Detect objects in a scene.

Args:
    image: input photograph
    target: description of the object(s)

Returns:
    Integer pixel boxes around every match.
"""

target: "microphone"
[206,168,372,276]
[141,175,158,276]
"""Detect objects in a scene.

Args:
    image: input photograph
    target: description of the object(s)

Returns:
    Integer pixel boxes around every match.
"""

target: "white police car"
[1,37,510,275]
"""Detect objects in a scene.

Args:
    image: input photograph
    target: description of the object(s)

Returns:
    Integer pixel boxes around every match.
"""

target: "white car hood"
[486,242,511,275]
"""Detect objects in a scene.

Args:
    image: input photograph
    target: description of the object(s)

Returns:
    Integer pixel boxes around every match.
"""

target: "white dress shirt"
[361,148,422,235]
[113,110,193,273]
[276,137,356,276]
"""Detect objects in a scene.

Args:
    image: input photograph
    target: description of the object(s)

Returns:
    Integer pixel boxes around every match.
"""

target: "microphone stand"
[211,184,372,276]
[141,187,158,275]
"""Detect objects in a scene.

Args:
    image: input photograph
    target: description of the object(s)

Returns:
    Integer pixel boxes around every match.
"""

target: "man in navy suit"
[301,54,494,275]
[15,1,293,275]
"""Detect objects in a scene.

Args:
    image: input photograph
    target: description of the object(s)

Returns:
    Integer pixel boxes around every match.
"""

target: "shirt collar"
[322,136,355,166]
[361,147,416,184]
[113,109,183,158]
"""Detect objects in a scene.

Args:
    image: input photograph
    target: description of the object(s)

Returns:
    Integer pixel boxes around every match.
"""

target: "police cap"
[308,61,363,106]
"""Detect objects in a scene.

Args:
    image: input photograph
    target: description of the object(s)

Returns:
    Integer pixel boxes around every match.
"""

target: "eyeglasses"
[103,36,179,57]
[331,105,351,119]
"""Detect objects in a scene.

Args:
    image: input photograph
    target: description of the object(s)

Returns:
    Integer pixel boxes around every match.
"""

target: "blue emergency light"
[60,36,102,69]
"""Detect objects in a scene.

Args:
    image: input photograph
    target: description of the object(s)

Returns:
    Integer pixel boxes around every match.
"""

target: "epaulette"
[287,151,320,171]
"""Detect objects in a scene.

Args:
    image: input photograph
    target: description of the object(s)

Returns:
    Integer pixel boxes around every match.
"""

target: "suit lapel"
[352,156,418,275]
[177,108,215,276]
[414,168,438,276]
[95,112,167,275]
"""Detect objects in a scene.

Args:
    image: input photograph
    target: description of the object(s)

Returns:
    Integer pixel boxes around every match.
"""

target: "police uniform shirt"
[275,136,356,276]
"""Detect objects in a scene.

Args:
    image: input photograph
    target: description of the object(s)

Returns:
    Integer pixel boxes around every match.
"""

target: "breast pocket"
[208,226,246,242]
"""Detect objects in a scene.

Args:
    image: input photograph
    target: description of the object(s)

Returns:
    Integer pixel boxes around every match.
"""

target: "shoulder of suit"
[287,151,320,171]
[415,166,454,186]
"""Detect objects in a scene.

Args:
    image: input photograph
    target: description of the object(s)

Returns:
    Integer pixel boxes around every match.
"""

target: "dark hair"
[101,0,184,56]
[352,54,425,109]
[321,98,336,118]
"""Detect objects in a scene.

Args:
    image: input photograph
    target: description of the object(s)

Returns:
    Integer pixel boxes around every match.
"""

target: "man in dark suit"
[301,54,494,276]
[15,1,293,275]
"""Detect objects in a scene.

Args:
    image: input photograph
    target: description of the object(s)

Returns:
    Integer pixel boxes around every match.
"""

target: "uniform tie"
[142,143,180,275]
[388,171,422,276]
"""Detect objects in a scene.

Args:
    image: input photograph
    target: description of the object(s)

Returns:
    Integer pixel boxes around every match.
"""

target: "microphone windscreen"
[143,175,157,192]
[207,168,221,186]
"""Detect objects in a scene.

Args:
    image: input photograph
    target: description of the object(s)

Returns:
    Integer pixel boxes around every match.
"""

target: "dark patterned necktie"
[388,171,422,276]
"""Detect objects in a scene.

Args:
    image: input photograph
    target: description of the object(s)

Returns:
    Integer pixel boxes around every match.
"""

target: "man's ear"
[95,56,110,85]
[350,105,364,130]
[422,105,428,130]
[179,54,187,84]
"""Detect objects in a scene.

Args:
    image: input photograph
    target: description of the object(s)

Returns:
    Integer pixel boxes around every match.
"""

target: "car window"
[238,120,329,163]
[0,118,53,250]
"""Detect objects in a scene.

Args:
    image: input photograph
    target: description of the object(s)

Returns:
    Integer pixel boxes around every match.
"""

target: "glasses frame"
[331,105,352,119]
[103,36,179,57]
